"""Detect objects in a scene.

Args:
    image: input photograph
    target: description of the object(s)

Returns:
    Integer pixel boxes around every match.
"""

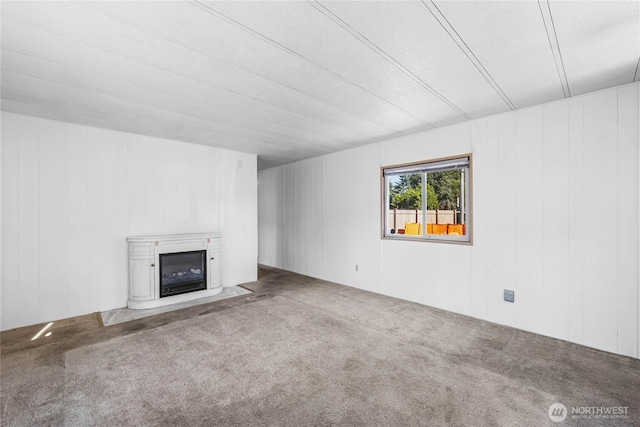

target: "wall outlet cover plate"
[504,289,515,303]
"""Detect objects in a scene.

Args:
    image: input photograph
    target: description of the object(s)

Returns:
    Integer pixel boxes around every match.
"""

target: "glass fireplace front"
[159,250,207,298]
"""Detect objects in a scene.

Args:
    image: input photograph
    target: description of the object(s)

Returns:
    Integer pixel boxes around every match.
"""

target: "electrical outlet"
[504,289,515,303]
[355,265,359,272]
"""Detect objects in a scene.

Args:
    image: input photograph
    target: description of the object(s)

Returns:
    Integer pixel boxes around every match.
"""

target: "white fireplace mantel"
[127,232,222,309]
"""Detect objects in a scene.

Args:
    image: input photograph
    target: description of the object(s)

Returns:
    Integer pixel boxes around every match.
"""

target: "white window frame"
[381,154,472,244]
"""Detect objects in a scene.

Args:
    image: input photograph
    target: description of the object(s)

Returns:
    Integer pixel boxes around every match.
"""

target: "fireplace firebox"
[159,250,207,298]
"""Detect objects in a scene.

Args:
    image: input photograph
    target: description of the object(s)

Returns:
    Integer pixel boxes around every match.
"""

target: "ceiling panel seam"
[538,0,571,98]
[72,1,409,137]
[308,1,471,120]
[424,1,516,111]
[2,46,355,146]
[189,1,436,129]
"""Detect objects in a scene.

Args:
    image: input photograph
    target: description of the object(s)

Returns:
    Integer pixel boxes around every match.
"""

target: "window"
[382,155,471,243]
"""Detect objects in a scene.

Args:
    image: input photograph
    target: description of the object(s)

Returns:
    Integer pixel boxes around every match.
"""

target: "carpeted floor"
[1,266,639,426]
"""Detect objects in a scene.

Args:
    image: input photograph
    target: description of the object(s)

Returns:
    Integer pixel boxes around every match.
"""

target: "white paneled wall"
[258,83,640,358]
[284,158,325,279]
[323,144,382,292]
[1,112,257,330]
[258,167,285,268]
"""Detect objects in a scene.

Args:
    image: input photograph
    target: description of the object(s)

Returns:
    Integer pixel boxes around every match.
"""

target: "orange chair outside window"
[432,224,448,235]
[448,224,465,235]
[404,222,422,235]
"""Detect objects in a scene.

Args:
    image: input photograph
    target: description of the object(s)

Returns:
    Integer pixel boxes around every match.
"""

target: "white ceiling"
[1,1,638,169]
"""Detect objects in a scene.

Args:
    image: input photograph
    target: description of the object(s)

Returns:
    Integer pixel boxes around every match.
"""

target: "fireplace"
[127,233,222,310]
[159,250,207,298]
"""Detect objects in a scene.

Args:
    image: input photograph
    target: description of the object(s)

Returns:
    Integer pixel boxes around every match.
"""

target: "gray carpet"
[63,284,638,426]
[65,295,545,426]
[3,268,640,426]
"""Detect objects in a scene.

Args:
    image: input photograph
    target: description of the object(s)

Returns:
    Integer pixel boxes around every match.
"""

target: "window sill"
[381,235,473,245]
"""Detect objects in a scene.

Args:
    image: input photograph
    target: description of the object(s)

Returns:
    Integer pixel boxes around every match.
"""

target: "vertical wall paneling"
[354,144,383,294]
[583,90,619,353]
[542,101,570,340]
[0,113,2,328]
[496,114,517,327]
[199,147,213,232]
[293,162,310,275]
[470,118,489,321]
[162,139,183,232]
[0,113,2,329]
[86,126,101,314]
[116,134,129,308]
[257,83,640,359]
[156,137,166,234]
[2,114,21,329]
[222,150,235,284]
[283,164,295,273]
[308,157,325,279]
[18,115,40,327]
[324,149,347,286]
[485,117,500,324]
[617,85,639,357]
[277,165,285,270]
[567,96,585,345]
[276,156,325,280]
[440,244,473,315]
[215,149,237,287]
[302,161,313,275]
[258,167,285,269]
[187,144,211,231]
[228,152,257,285]
[38,118,69,322]
[1,112,257,330]
[67,125,90,317]
[127,135,159,236]
[324,145,381,292]
[316,157,327,279]
[209,147,227,282]
[209,144,220,234]
[513,107,544,334]
[95,129,125,311]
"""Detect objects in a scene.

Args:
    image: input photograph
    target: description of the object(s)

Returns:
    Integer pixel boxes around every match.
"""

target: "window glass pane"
[387,173,423,235]
[383,155,471,242]
[426,168,466,235]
